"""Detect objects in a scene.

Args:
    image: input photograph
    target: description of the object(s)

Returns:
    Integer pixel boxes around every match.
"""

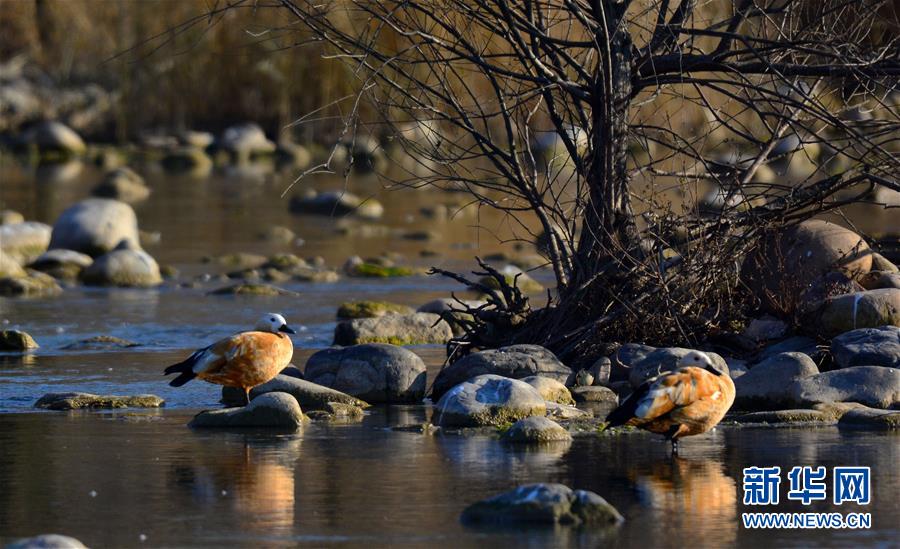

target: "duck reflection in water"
[170,436,301,535]
[631,456,737,547]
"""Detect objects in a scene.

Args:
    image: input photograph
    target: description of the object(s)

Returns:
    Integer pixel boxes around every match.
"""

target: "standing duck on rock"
[164,313,296,405]
[606,351,735,454]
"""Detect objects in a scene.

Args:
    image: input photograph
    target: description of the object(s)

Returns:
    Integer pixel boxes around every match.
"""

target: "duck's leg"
[243,387,251,406]
[665,424,685,457]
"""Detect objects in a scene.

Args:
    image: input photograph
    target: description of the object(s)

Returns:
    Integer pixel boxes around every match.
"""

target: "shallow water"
[0,410,897,548]
[2,157,899,547]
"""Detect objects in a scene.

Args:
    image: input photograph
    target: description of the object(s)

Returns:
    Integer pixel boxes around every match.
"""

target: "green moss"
[355,335,430,345]
[350,263,416,277]
[477,273,543,295]
[208,283,299,297]
[35,392,164,410]
[337,300,414,319]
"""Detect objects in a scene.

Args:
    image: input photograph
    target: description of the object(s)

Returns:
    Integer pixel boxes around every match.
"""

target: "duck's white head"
[676,351,724,375]
[255,313,296,335]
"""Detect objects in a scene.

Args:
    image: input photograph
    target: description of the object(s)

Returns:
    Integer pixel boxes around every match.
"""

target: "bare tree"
[213,0,899,364]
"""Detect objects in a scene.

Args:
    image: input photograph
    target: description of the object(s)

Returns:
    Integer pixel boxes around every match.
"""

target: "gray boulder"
[432,374,546,427]
[333,312,452,346]
[571,385,619,404]
[222,374,369,410]
[792,366,900,409]
[431,344,572,400]
[6,534,88,549]
[461,483,624,526]
[734,352,819,409]
[588,356,612,386]
[617,345,728,387]
[35,392,163,410]
[290,190,384,220]
[189,393,306,429]
[758,336,820,362]
[0,329,39,351]
[49,199,140,256]
[81,244,162,287]
[521,376,574,405]
[91,167,150,203]
[22,121,86,154]
[0,221,52,264]
[218,122,275,157]
[741,318,788,342]
[837,406,900,430]
[304,343,426,403]
[29,249,93,280]
[813,289,900,338]
[502,416,572,443]
[831,326,900,369]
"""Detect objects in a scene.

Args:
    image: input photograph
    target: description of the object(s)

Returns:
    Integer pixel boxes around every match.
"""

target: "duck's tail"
[164,348,204,387]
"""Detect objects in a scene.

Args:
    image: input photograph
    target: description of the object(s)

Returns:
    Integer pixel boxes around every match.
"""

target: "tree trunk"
[571,13,636,291]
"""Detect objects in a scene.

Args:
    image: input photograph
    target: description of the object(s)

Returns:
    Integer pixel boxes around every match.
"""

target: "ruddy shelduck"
[606,351,735,454]
[164,313,296,405]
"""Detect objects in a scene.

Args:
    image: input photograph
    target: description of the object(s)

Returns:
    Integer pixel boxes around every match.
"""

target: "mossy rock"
[734,409,834,424]
[35,392,164,410]
[0,329,39,351]
[0,270,63,297]
[262,253,307,270]
[61,335,140,351]
[208,283,299,297]
[336,300,414,319]
[477,269,543,295]
[348,262,418,278]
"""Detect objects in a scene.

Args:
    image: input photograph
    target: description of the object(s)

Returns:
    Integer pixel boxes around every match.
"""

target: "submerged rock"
[813,289,900,337]
[0,329,39,351]
[61,336,139,351]
[461,483,624,527]
[831,326,900,369]
[35,392,164,410]
[91,167,150,203]
[189,392,305,429]
[734,409,834,424]
[208,283,298,297]
[306,401,366,422]
[290,190,384,220]
[81,244,162,287]
[6,534,88,549]
[333,313,452,346]
[791,366,900,409]
[336,300,414,319]
[837,406,900,430]
[222,375,369,410]
[49,199,140,257]
[432,374,546,427]
[734,352,819,409]
[431,344,572,400]
[502,416,572,443]
[521,376,574,405]
[304,344,426,403]
[343,256,417,277]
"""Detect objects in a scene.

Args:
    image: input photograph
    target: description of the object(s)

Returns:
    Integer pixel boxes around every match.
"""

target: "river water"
[1,157,898,547]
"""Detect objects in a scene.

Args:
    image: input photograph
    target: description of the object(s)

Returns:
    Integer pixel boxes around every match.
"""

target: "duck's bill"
[279,325,297,334]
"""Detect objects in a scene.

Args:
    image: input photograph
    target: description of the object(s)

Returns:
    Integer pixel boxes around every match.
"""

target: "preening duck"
[606,351,735,454]
[164,313,296,405]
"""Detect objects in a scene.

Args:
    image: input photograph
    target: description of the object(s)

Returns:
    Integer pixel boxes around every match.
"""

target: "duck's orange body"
[165,314,296,405]
[195,332,293,390]
[607,353,735,452]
